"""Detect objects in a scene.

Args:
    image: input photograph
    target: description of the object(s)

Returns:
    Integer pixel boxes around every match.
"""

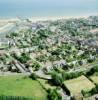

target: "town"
[0,16,98,100]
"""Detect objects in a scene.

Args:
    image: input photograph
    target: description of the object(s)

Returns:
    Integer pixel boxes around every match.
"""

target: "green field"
[0,75,47,100]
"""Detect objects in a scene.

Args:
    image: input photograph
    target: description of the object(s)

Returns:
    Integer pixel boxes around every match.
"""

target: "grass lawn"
[90,75,98,84]
[64,75,95,95]
[0,75,47,100]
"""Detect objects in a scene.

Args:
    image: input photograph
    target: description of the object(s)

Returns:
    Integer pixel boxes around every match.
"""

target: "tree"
[19,53,30,63]
[51,72,63,86]
[32,62,41,71]
[62,71,68,80]
[47,89,62,100]
[10,32,18,38]
[29,73,37,80]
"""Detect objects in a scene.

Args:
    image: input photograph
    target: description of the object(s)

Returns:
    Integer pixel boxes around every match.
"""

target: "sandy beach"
[29,16,89,23]
[0,13,98,23]
[0,15,92,23]
[29,13,98,22]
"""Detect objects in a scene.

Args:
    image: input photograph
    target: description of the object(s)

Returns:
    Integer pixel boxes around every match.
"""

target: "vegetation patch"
[64,75,95,95]
[90,76,98,84]
[38,79,56,90]
[0,75,47,100]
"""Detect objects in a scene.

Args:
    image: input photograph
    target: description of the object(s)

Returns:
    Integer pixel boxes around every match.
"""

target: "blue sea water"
[0,0,98,18]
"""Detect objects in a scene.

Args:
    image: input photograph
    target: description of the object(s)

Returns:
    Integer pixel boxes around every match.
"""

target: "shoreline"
[0,16,82,23]
[29,16,89,22]
[0,16,92,23]
[0,14,98,23]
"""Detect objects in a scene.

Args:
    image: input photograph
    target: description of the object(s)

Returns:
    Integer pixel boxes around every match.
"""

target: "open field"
[90,75,98,84]
[64,75,95,95]
[0,75,47,100]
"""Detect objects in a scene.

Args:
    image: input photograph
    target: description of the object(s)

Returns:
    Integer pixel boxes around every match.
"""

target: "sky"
[0,0,97,7]
[0,0,97,17]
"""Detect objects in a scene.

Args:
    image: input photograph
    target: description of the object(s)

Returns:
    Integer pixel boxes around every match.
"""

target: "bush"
[30,73,37,80]
[86,65,98,76]
[19,53,30,63]
[51,72,63,86]
[32,62,41,71]
[12,52,30,63]
[82,87,97,97]
[10,32,18,38]
[61,71,83,80]
[87,59,94,63]
[51,71,84,86]
[86,68,95,76]
[47,89,62,100]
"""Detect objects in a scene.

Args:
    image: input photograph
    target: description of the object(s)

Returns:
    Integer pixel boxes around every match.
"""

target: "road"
[0,72,30,76]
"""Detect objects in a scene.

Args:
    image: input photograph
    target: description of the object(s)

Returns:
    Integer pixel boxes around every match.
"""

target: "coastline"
[29,16,90,22]
[0,14,98,37]
[0,14,98,23]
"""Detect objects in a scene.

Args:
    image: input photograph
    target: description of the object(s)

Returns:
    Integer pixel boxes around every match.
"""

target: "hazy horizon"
[0,0,98,18]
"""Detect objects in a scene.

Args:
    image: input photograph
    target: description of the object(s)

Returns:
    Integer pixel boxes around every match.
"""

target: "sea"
[0,0,98,18]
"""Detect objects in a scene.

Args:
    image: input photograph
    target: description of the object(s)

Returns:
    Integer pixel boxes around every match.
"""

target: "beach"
[28,14,98,22]
[0,13,98,24]
[28,15,91,23]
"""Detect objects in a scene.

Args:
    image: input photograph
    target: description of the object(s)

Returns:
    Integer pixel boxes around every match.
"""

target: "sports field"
[0,75,47,100]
